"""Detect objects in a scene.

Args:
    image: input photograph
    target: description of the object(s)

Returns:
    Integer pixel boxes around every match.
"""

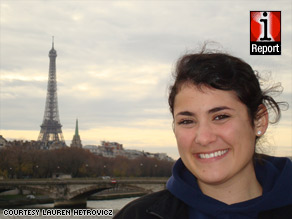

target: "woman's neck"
[198,163,263,205]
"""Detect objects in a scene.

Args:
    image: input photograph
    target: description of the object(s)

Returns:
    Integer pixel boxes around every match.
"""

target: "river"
[0,197,139,219]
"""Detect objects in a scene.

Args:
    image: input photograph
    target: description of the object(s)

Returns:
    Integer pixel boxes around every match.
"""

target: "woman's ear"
[254,104,269,136]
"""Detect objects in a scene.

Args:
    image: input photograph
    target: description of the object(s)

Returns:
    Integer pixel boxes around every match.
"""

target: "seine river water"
[0,197,139,219]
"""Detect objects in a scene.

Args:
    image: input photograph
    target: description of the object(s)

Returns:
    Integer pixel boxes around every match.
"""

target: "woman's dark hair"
[168,49,287,130]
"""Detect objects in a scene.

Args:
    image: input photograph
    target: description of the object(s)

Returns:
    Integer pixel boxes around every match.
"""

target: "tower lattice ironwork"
[38,38,65,148]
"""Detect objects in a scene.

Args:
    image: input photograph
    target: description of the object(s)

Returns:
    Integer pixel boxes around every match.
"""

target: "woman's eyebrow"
[175,111,195,117]
[208,106,234,114]
[175,107,233,117]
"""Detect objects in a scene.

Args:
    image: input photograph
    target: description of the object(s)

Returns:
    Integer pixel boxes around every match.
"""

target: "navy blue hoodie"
[167,156,292,218]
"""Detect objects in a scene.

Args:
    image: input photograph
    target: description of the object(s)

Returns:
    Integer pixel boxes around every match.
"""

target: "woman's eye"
[178,120,193,125]
[214,114,230,120]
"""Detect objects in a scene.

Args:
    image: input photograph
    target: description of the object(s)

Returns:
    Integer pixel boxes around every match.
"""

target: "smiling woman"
[173,84,264,204]
[114,47,292,219]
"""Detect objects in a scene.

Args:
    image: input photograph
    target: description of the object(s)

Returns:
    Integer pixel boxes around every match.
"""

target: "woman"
[114,49,292,218]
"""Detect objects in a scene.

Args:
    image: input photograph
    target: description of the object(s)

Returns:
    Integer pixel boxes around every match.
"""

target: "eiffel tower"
[38,38,66,148]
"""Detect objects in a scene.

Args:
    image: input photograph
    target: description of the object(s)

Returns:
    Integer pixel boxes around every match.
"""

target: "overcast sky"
[1,0,291,159]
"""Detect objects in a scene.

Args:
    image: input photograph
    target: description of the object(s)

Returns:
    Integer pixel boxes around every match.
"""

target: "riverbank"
[89,191,146,200]
[0,192,145,209]
[0,195,53,209]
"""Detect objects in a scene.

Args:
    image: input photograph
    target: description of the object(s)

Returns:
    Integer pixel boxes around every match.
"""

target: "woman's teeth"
[199,149,228,159]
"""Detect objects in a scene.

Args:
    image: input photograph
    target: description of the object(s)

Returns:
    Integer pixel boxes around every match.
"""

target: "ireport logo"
[250,11,281,55]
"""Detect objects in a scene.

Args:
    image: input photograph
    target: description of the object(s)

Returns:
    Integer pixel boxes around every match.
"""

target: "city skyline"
[1,1,291,159]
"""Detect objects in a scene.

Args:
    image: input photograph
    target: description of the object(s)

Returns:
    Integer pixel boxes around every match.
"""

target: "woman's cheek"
[176,130,193,149]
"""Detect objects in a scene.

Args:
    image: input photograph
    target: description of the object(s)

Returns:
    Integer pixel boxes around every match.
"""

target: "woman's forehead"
[174,83,242,110]
[177,82,237,98]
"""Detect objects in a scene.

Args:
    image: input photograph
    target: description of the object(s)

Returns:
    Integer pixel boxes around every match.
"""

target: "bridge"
[0,178,167,207]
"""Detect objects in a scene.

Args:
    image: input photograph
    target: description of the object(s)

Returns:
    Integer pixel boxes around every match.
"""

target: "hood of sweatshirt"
[166,155,292,218]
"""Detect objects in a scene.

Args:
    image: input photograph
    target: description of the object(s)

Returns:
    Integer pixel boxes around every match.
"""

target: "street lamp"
[35,165,39,178]
[85,164,89,177]
[9,167,13,179]
[154,164,158,177]
[140,163,144,177]
[103,165,107,176]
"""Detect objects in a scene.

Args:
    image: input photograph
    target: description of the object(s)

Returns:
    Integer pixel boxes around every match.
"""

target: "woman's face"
[173,83,260,186]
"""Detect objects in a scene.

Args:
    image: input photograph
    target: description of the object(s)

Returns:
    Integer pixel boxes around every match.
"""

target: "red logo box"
[250,11,281,55]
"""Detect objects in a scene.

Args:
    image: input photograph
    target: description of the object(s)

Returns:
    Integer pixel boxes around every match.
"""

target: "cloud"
[1,0,291,158]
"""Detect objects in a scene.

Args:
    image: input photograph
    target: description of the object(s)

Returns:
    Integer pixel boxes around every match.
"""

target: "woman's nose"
[194,123,217,146]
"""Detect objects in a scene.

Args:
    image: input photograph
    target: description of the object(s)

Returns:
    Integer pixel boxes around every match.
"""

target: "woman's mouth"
[198,149,229,159]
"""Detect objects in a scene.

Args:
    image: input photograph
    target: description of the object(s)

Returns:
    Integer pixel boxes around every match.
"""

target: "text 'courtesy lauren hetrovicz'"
[2,209,114,217]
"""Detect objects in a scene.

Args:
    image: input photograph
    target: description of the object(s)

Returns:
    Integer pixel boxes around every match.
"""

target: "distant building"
[49,141,65,150]
[123,149,144,159]
[8,140,43,149]
[83,145,99,153]
[101,141,123,150]
[84,141,123,158]
[70,119,82,148]
[84,141,173,161]
[145,152,173,161]
[0,135,8,149]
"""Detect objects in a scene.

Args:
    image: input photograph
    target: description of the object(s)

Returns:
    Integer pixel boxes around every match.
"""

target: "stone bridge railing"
[0,178,167,207]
